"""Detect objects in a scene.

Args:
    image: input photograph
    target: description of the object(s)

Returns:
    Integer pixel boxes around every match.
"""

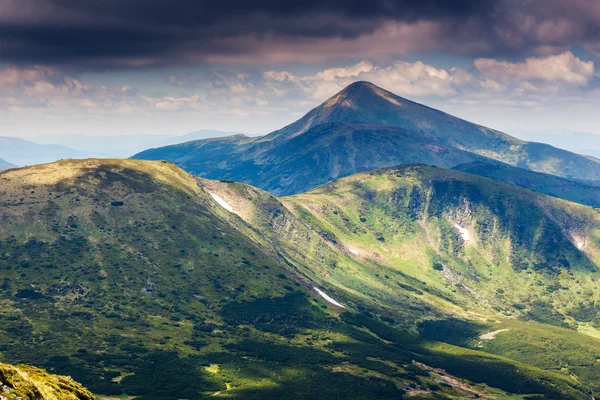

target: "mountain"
[1,159,597,399]
[0,137,89,166]
[137,122,485,195]
[453,161,600,208]
[134,81,600,194]
[511,129,600,159]
[30,130,254,158]
[0,158,15,170]
[207,163,600,394]
[0,362,94,400]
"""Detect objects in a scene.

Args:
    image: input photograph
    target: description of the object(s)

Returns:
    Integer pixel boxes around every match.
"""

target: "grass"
[1,160,600,399]
[0,362,95,400]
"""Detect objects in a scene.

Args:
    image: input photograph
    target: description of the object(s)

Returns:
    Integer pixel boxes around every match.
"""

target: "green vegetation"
[203,163,600,396]
[0,362,94,400]
[1,159,600,399]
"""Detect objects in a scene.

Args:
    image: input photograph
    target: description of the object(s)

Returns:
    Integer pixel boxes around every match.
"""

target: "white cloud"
[1,51,599,136]
[474,52,594,86]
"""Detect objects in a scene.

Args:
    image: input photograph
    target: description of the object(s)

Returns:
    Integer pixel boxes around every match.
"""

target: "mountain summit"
[266,81,412,141]
[266,81,518,151]
[134,81,600,195]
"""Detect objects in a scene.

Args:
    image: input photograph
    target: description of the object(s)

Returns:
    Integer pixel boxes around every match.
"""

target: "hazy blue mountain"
[0,158,16,170]
[134,81,600,194]
[453,160,600,207]
[2,158,599,399]
[510,129,600,159]
[0,136,90,166]
[30,130,254,158]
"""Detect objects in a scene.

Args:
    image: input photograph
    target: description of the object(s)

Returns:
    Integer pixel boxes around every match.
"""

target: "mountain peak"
[324,81,403,108]
[265,81,408,141]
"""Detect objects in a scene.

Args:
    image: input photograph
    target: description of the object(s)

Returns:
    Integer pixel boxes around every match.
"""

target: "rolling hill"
[205,163,600,395]
[134,81,600,195]
[1,159,600,399]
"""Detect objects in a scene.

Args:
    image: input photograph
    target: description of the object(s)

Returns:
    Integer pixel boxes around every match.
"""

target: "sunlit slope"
[0,362,94,400]
[206,164,600,394]
[0,159,595,399]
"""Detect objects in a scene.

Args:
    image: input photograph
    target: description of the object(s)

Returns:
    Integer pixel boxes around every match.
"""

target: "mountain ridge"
[133,81,600,195]
[1,158,599,399]
[453,160,600,208]
[0,137,89,166]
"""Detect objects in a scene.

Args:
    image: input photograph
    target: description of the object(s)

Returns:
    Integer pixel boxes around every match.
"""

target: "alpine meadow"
[2,1,600,399]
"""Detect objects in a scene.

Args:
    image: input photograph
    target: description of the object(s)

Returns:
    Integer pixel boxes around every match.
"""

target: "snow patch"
[577,241,584,250]
[453,223,470,241]
[313,287,345,308]
[209,192,233,212]
[348,249,359,256]
[479,329,509,341]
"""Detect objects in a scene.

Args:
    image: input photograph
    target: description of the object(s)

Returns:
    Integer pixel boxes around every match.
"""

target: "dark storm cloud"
[0,0,598,68]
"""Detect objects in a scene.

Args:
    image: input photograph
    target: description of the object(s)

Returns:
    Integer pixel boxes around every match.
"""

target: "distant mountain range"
[0,136,91,166]
[0,157,16,170]
[29,130,254,158]
[134,81,600,196]
[511,128,600,159]
[0,130,254,166]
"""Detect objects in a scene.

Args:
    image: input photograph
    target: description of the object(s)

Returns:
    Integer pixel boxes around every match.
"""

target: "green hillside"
[205,164,600,395]
[1,160,599,399]
[133,81,600,195]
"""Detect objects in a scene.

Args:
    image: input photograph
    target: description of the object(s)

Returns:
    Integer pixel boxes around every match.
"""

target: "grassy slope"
[0,362,94,400]
[1,160,573,400]
[205,164,600,396]
[454,161,600,208]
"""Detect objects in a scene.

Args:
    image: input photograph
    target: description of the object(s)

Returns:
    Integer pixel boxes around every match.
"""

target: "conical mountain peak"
[267,81,410,141]
[322,81,405,109]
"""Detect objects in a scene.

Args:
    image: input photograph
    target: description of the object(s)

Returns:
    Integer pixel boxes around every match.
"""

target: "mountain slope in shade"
[0,159,595,400]
[0,158,15,170]
[0,137,89,166]
[137,122,484,195]
[0,362,94,400]
[134,81,600,194]
[453,161,600,208]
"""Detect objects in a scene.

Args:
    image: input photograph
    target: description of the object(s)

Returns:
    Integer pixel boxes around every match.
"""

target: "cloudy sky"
[2,0,600,137]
